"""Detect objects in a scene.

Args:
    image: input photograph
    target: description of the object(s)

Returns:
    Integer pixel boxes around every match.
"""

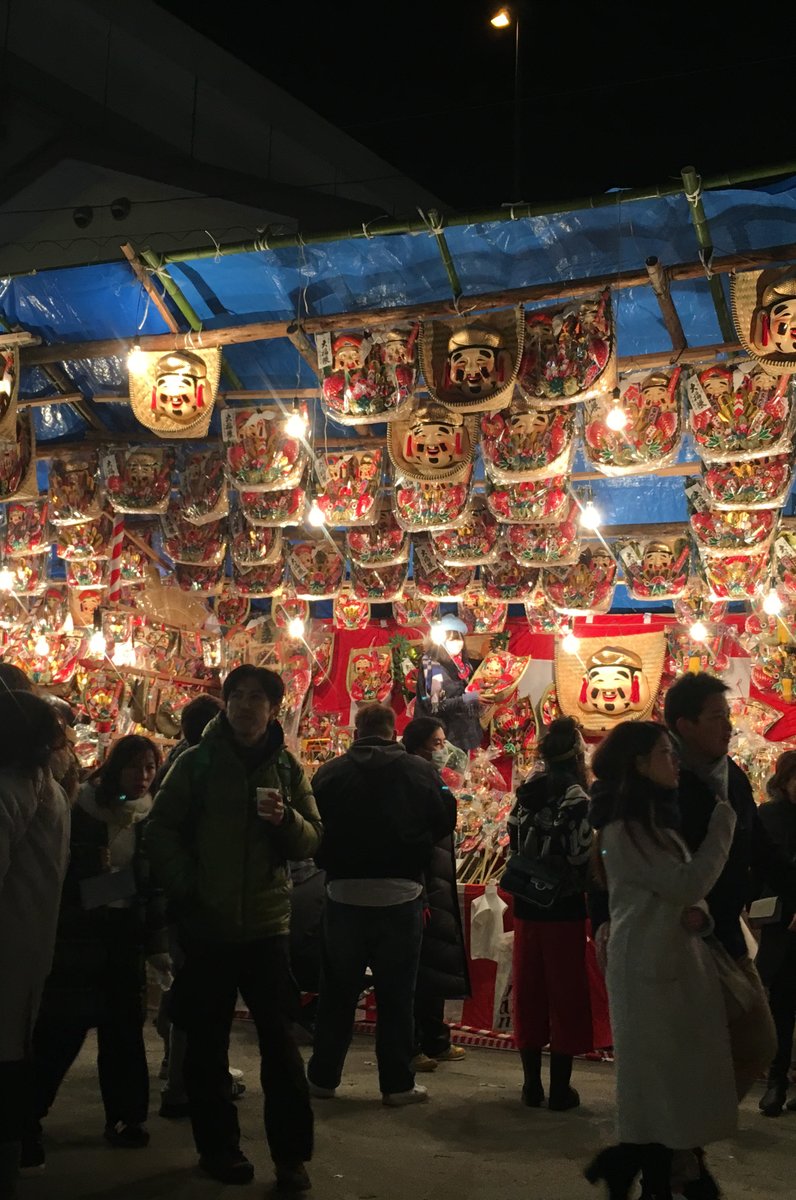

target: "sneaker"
[228,1067,244,1081]
[19,1134,45,1171]
[548,1086,581,1112]
[103,1122,150,1148]
[308,1080,336,1099]
[229,1078,246,1100]
[199,1150,255,1185]
[275,1161,312,1192]
[436,1045,466,1062]
[382,1085,428,1107]
[411,1053,438,1072]
[158,1098,191,1119]
[158,1057,169,1081]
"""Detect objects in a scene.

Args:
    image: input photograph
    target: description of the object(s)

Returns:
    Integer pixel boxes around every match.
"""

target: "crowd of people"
[1,661,795,1199]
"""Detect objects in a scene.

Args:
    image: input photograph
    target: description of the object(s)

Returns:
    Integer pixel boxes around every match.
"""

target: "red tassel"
[196,383,204,408]
[405,435,414,457]
[630,674,640,704]
[761,313,770,347]
[150,387,157,411]
[579,677,588,704]
[454,432,462,455]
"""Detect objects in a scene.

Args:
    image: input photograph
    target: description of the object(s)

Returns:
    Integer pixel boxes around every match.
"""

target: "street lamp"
[489,6,522,196]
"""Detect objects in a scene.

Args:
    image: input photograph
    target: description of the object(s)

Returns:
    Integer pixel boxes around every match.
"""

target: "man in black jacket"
[664,672,796,1104]
[307,702,455,1107]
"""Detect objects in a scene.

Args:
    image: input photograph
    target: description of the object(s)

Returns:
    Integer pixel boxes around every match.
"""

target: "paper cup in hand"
[256,787,282,820]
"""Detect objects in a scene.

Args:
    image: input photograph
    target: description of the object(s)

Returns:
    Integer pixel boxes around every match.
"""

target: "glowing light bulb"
[62,613,74,634]
[88,629,106,657]
[112,640,136,667]
[763,589,783,616]
[34,634,49,656]
[0,566,14,592]
[126,344,148,375]
[287,616,306,640]
[307,501,326,527]
[562,629,581,655]
[285,408,308,438]
[605,404,628,431]
[580,500,601,530]
[689,621,708,643]
[490,7,511,26]
[430,622,448,646]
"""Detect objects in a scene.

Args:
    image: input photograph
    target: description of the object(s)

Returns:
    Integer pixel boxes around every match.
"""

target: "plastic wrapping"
[673,587,729,628]
[459,587,508,634]
[66,559,107,590]
[507,499,581,566]
[272,591,309,629]
[772,532,796,595]
[750,643,796,704]
[480,399,576,482]
[517,290,615,405]
[223,406,308,491]
[490,696,539,762]
[688,481,776,556]
[240,481,308,527]
[347,646,393,704]
[333,586,371,630]
[346,509,408,566]
[229,512,283,567]
[430,505,499,566]
[162,505,227,566]
[687,363,795,462]
[618,536,691,601]
[102,446,175,515]
[391,585,438,631]
[49,451,101,525]
[287,539,346,600]
[583,366,682,475]
[703,455,793,510]
[56,516,110,561]
[466,650,530,703]
[0,412,36,503]
[174,562,224,596]
[0,347,19,441]
[214,592,251,627]
[412,540,475,600]
[231,559,285,598]
[485,475,569,524]
[666,627,732,676]
[178,449,229,524]
[350,560,407,601]
[394,473,472,531]
[543,547,617,614]
[315,448,382,526]
[701,551,769,600]
[3,501,49,557]
[320,324,417,424]
[481,549,540,602]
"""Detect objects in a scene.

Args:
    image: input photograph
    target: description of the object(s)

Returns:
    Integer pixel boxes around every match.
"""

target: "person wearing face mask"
[402,718,469,1071]
[415,615,482,753]
[507,717,594,1113]
[22,736,167,1167]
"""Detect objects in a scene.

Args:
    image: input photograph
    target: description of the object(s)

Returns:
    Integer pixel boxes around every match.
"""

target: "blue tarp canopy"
[4,174,796,610]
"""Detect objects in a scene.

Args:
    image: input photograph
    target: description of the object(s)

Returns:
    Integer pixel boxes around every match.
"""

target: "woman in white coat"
[0,689,70,1195]
[585,720,737,1200]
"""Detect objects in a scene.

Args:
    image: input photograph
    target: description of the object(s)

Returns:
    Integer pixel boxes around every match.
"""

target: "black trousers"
[170,933,313,1164]
[769,936,796,1080]
[414,994,451,1058]
[31,991,149,1129]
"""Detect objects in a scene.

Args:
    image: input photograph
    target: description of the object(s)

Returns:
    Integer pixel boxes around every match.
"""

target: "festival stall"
[4,170,796,1042]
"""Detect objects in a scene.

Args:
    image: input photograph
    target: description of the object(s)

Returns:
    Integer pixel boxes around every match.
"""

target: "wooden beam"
[123,528,173,574]
[645,257,687,352]
[286,323,319,376]
[18,393,84,408]
[20,239,796,369]
[0,331,40,347]
[120,243,180,334]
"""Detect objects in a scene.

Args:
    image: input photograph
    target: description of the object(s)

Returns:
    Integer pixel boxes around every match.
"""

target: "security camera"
[110,197,131,221]
[73,206,93,228]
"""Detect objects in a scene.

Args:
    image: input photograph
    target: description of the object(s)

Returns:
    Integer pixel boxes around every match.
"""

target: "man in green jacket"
[146,665,322,1192]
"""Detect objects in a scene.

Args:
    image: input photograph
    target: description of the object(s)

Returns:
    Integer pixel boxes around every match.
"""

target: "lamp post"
[490,6,522,197]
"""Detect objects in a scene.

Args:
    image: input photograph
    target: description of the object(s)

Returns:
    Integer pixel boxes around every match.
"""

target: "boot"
[637,1144,672,1200]
[681,1148,722,1200]
[584,1143,640,1200]
[519,1048,544,1107]
[548,1052,580,1111]
[759,1073,788,1117]
[0,1141,21,1199]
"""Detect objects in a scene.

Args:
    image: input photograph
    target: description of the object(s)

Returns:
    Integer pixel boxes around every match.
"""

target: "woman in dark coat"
[402,717,470,1069]
[414,617,482,753]
[757,751,796,1117]
[24,735,168,1165]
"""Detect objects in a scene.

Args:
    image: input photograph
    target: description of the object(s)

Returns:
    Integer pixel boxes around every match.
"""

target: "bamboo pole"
[121,243,180,334]
[286,323,319,376]
[123,528,173,575]
[155,159,796,263]
[645,256,687,352]
[0,331,40,347]
[681,166,735,341]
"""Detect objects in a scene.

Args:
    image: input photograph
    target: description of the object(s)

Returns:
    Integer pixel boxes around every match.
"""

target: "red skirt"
[512,917,593,1055]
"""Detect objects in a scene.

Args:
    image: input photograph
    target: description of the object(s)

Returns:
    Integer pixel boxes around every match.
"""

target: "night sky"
[157,0,796,211]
